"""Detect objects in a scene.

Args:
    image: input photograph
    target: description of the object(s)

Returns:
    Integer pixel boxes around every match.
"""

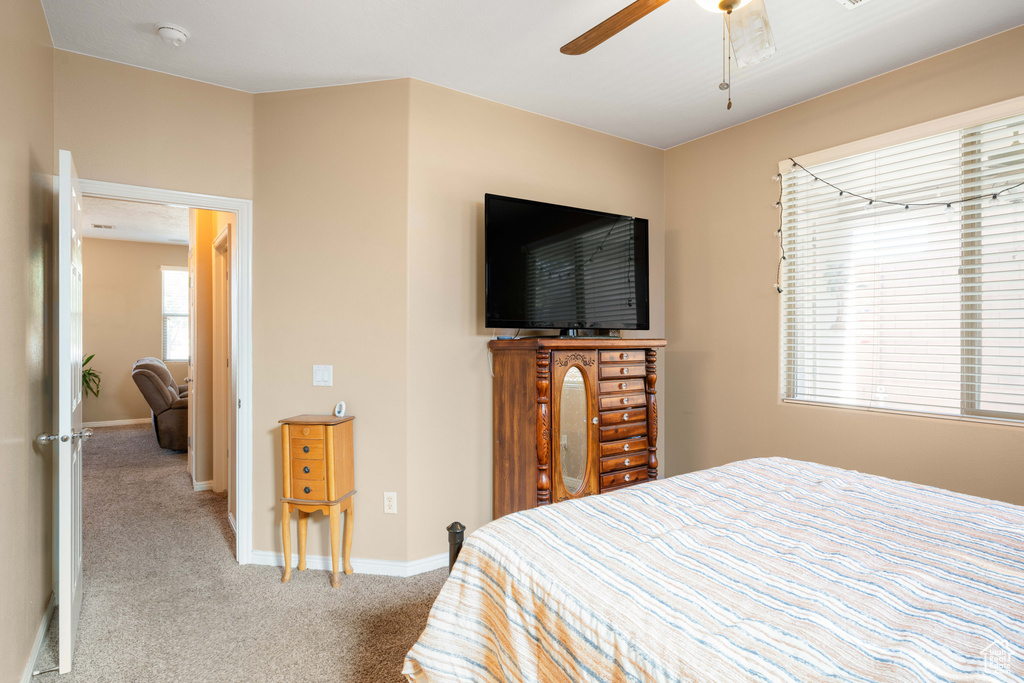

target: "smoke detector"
[91,224,115,230]
[155,23,190,47]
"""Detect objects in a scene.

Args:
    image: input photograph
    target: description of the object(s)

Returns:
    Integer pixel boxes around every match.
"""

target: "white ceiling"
[82,196,189,245]
[41,0,1024,149]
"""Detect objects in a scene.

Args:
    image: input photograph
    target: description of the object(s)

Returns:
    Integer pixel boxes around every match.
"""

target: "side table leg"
[281,502,292,583]
[343,501,354,575]
[329,504,341,588]
[297,510,309,571]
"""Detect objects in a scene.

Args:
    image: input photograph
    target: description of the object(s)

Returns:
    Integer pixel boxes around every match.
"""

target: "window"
[162,266,189,362]
[781,111,1024,423]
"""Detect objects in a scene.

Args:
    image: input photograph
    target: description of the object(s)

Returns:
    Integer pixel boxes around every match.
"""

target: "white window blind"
[162,267,189,362]
[781,111,1024,423]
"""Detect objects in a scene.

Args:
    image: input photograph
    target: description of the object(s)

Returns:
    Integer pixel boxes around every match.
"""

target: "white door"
[57,149,87,674]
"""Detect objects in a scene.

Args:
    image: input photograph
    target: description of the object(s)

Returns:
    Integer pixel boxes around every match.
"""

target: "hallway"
[34,425,445,682]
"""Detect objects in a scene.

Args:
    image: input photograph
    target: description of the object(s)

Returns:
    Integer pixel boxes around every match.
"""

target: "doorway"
[79,178,253,564]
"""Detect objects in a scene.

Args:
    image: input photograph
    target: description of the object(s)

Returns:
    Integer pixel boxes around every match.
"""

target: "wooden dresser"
[279,414,355,587]
[488,338,666,519]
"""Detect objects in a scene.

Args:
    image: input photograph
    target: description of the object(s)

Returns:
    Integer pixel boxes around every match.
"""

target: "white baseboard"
[248,549,448,578]
[193,480,214,492]
[82,418,150,428]
[22,592,56,683]
[228,512,237,535]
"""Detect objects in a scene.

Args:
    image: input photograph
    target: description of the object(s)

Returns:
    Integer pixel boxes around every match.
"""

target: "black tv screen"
[485,194,649,331]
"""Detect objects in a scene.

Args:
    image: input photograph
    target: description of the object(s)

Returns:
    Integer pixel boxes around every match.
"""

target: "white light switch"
[313,365,333,386]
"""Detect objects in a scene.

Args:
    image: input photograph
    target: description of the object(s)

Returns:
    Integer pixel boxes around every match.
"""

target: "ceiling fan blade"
[560,0,674,55]
[729,0,776,68]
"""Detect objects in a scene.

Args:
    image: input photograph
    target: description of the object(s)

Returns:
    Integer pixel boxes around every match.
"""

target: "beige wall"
[82,238,188,423]
[54,51,254,199]
[253,80,411,561]
[0,0,54,678]
[663,26,1024,504]
[404,80,666,559]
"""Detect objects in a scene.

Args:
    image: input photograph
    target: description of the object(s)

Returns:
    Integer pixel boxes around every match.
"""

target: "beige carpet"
[33,424,445,682]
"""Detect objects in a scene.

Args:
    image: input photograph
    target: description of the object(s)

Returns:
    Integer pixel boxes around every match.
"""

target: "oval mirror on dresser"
[559,366,588,496]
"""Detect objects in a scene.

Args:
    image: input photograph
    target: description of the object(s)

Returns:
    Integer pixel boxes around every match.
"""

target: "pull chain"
[726,10,733,110]
[719,11,733,110]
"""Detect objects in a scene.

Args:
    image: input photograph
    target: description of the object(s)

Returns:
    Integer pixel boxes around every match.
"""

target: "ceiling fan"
[560,0,776,110]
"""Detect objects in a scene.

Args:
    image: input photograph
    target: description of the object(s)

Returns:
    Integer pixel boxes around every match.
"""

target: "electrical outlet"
[383,492,397,515]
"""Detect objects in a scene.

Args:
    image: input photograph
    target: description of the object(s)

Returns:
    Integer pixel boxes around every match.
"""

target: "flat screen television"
[485,194,649,333]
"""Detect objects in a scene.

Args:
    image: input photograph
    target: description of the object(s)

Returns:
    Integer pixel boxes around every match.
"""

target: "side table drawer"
[292,459,324,481]
[292,480,325,501]
[291,439,324,459]
[291,424,325,439]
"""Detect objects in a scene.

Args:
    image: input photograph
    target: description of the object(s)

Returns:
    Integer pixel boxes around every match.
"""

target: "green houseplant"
[82,353,102,397]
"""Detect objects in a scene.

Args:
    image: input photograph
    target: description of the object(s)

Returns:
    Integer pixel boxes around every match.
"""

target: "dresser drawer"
[599,392,646,410]
[291,439,324,460]
[600,465,648,489]
[600,437,648,458]
[600,408,646,425]
[599,349,645,364]
[290,424,325,439]
[291,459,324,481]
[599,422,647,442]
[598,363,646,380]
[292,480,326,501]
[598,378,645,394]
[600,451,648,474]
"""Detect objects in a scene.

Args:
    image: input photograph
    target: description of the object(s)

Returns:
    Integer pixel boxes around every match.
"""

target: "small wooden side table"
[280,414,355,587]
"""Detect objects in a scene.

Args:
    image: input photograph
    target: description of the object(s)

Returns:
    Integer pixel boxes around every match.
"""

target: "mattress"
[403,457,1024,682]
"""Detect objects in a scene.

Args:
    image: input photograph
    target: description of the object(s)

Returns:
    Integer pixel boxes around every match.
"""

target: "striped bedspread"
[403,458,1024,682]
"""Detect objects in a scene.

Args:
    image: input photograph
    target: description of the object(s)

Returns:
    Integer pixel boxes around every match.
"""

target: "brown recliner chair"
[132,358,188,451]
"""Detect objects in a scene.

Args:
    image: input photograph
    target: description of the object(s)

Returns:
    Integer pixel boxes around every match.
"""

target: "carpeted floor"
[33,424,445,682]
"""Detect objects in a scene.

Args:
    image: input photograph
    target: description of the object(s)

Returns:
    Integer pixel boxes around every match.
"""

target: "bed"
[403,457,1024,681]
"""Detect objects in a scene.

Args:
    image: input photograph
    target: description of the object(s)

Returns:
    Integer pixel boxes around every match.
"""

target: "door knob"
[184,377,193,383]
[72,428,94,441]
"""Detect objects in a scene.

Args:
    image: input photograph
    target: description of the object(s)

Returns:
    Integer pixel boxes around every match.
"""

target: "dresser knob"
[304,486,311,494]
[624,444,630,451]
[624,474,630,482]
[621,398,628,404]
[620,353,627,360]
[620,368,628,375]
[624,458,630,466]
[302,427,310,436]
[303,466,310,474]
[623,413,629,420]
[592,417,598,425]
[620,382,627,389]
[303,446,310,454]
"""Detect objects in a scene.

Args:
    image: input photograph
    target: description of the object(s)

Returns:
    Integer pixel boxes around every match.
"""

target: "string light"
[781,158,1024,212]
[774,157,1024,295]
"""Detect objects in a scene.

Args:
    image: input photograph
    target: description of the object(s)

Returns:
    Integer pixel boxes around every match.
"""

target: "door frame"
[79,178,255,565]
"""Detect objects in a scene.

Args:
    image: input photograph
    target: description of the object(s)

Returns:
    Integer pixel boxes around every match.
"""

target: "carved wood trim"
[554,352,595,367]
[645,348,659,481]
[536,349,552,505]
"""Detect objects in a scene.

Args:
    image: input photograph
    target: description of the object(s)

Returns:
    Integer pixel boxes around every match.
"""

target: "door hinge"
[188,436,192,449]
[238,399,241,409]
[226,357,230,368]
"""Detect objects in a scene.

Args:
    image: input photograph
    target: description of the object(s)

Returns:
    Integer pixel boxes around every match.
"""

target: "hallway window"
[162,266,189,362]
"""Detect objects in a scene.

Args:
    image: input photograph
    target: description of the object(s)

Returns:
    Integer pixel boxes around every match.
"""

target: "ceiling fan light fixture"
[694,0,754,13]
